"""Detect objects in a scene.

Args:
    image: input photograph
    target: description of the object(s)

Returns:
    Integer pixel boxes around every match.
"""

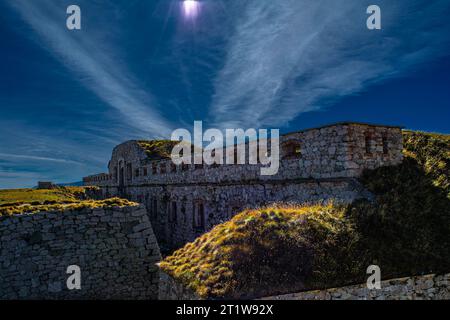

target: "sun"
[183,0,200,19]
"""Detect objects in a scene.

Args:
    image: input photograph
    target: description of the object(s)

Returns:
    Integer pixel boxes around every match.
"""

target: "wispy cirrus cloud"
[0,120,109,188]
[210,0,450,128]
[0,170,44,189]
[0,153,82,165]
[8,0,174,137]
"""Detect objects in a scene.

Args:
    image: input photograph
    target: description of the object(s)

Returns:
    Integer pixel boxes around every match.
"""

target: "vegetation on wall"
[160,131,450,299]
[138,140,199,161]
[138,140,181,160]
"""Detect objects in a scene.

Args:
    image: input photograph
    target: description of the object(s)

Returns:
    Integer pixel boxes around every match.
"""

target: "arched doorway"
[118,160,125,187]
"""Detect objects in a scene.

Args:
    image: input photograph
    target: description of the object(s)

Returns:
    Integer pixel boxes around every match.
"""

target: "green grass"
[160,130,450,299]
[160,204,360,299]
[138,140,198,161]
[0,186,99,206]
[0,197,138,217]
[402,130,449,196]
[0,186,138,217]
[138,140,181,160]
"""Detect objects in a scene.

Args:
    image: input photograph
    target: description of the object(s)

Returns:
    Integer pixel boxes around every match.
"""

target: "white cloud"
[0,153,82,165]
[210,0,450,129]
[8,0,174,137]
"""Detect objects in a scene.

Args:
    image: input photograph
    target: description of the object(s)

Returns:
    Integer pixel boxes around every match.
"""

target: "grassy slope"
[160,204,360,298]
[402,130,449,196]
[0,186,91,206]
[160,131,450,299]
[0,186,137,217]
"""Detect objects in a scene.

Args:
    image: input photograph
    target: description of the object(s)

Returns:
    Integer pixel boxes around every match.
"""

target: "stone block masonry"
[260,273,450,300]
[83,122,404,250]
[121,178,370,249]
[0,205,161,299]
[158,272,450,300]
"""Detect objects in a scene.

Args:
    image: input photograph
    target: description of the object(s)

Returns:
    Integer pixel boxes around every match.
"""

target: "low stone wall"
[260,273,450,300]
[0,205,161,300]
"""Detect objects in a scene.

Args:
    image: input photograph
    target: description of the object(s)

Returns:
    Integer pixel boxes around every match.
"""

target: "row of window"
[113,162,210,182]
[148,198,206,230]
[84,174,111,182]
[283,135,390,158]
[123,144,304,180]
[108,135,389,183]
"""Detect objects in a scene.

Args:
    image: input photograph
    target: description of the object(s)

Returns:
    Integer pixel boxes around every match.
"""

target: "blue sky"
[1,0,450,188]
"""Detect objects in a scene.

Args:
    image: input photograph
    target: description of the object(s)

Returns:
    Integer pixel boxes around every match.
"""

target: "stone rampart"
[0,205,161,299]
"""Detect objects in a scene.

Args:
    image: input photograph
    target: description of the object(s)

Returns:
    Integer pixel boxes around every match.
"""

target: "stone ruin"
[83,122,403,250]
[37,181,55,189]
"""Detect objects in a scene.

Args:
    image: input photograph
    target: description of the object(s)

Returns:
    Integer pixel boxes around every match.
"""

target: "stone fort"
[83,122,403,251]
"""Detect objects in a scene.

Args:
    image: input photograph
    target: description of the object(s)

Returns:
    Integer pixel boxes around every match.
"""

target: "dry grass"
[0,186,136,217]
[160,203,360,299]
[138,140,180,160]
[0,197,138,217]
[0,186,99,206]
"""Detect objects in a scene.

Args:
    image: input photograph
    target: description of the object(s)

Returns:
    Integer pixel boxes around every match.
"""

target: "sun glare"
[183,0,200,19]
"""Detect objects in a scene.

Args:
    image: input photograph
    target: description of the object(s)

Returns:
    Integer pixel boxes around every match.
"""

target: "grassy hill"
[0,186,136,217]
[160,130,450,299]
[0,186,94,206]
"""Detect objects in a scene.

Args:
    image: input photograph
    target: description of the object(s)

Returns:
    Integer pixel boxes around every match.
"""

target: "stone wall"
[83,123,403,250]
[85,123,403,186]
[0,205,161,300]
[260,273,450,300]
[110,178,370,249]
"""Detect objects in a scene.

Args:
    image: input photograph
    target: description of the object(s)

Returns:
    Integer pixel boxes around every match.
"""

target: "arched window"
[365,133,373,154]
[193,201,205,231]
[382,135,389,155]
[181,202,186,223]
[151,199,158,219]
[281,140,301,160]
[126,163,132,181]
[169,201,178,224]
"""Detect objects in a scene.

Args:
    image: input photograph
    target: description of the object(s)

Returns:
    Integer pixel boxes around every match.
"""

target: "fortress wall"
[84,124,403,187]
[82,123,403,249]
[0,205,161,300]
[159,272,450,300]
[103,178,369,249]
[345,124,403,170]
[260,273,450,300]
